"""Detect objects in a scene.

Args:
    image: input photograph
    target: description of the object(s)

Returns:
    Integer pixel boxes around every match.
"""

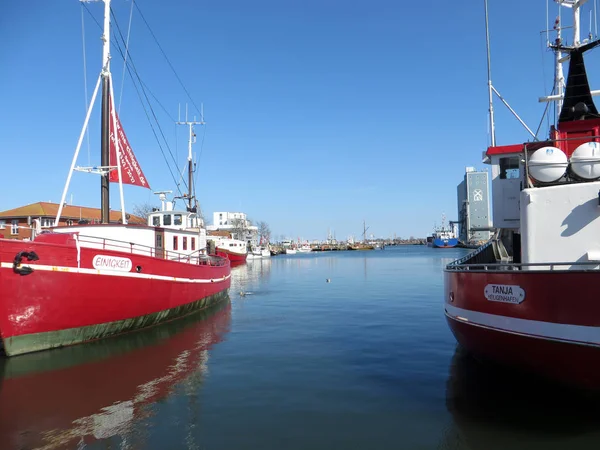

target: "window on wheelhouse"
[153,216,160,227]
[500,157,520,179]
[164,214,172,226]
[191,237,196,251]
[183,237,188,250]
[173,236,178,251]
[174,214,182,226]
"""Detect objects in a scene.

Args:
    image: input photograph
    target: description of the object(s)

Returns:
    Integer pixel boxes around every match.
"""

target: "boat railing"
[446,260,600,272]
[74,234,228,267]
[451,240,495,266]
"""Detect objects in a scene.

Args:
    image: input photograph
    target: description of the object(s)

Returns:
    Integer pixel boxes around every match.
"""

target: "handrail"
[31,229,228,267]
[446,260,600,272]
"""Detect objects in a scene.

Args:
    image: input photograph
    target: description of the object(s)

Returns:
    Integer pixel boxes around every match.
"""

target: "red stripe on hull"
[0,236,230,349]
[444,269,600,389]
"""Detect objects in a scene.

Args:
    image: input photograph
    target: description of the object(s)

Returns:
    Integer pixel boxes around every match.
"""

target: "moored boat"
[209,235,247,264]
[444,0,600,389]
[0,0,230,357]
[431,214,459,248]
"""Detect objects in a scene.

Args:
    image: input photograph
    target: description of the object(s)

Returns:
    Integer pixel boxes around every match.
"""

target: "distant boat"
[297,244,312,253]
[349,221,375,250]
[285,247,297,255]
[431,214,458,248]
[432,233,458,249]
[210,236,248,264]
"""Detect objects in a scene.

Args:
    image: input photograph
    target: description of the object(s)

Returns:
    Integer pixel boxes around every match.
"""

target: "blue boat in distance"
[430,214,459,248]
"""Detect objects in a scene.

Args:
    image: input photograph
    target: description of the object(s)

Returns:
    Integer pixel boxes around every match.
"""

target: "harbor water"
[2,246,600,450]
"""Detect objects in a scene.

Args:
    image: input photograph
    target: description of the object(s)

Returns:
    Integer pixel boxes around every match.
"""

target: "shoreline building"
[456,167,492,244]
[207,211,259,247]
[0,202,143,240]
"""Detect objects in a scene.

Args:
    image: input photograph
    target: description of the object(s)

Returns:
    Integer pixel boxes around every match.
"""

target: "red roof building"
[0,202,145,240]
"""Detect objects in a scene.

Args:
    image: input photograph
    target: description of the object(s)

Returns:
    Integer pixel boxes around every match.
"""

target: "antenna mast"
[176,104,205,212]
[540,1,600,118]
[484,0,496,147]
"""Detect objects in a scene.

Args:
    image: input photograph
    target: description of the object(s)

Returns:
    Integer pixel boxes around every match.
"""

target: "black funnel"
[558,40,600,123]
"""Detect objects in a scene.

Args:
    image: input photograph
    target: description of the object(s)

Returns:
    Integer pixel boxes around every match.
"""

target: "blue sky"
[2,0,600,241]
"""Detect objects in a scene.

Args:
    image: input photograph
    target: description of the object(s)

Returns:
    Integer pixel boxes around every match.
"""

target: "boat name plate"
[93,255,133,272]
[484,284,525,304]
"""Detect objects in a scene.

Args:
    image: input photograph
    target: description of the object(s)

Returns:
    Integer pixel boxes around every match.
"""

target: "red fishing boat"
[0,301,231,450]
[0,0,230,357]
[445,0,600,389]
[209,233,248,265]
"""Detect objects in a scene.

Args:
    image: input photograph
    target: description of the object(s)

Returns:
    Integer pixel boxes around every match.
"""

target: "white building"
[207,211,259,246]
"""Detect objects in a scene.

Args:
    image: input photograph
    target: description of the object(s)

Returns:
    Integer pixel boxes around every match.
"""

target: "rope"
[118,0,135,114]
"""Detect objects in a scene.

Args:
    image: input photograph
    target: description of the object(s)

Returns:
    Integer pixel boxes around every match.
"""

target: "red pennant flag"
[109,99,151,189]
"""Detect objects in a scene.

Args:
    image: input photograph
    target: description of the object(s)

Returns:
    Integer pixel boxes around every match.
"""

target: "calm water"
[2,246,600,449]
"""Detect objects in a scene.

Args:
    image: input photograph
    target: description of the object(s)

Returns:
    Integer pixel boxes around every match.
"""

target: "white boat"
[246,247,262,260]
[285,248,297,255]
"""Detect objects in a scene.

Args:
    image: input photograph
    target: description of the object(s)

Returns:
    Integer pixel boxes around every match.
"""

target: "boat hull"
[433,237,458,248]
[216,247,247,264]
[444,268,600,389]
[0,235,230,356]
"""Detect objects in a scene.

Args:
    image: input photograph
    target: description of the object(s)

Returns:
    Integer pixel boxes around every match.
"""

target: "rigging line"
[138,78,176,122]
[111,9,187,193]
[594,0,598,38]
[546,0,549,47]
[111,10,178,156]
[81,5,92,167]
[540,31,548,106]
[535,85,554,140]
[118,0,135,115]
[81,3,183,194]
[110,25,184,196]
[81,2,102,30]
[133,1,204,117]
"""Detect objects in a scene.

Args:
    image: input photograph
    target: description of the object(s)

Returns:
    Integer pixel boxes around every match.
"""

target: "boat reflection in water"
[445,347,600,449]
[230,257,272,293]
[0,300,231,450]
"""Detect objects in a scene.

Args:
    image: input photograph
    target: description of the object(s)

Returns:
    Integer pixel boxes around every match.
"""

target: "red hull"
[216,247,247,264]
[0,302,231,449]
[0,233,230,355]
[444,269,600,389]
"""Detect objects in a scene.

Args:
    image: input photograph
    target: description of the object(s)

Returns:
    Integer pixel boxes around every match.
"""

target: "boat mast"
[100,0,112,224]
[176,104,204,212]
[484,0,496,147]
[553,13,566,122]
[56,0,123,226]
